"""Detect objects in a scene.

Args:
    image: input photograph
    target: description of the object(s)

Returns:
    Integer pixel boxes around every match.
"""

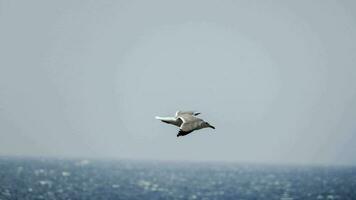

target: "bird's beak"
[209,125,215,129]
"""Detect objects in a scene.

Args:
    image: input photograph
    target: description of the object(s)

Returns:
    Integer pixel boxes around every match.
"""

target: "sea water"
[0,157,355,200]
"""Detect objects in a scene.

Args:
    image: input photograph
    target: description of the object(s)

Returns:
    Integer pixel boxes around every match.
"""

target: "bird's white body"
[155,110,215,137]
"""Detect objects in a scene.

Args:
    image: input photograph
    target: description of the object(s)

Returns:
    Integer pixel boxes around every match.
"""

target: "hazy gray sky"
[1,0,356,165]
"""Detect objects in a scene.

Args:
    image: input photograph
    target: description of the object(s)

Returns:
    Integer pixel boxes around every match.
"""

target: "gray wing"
[175,110,201,117]
[155,116,183,127]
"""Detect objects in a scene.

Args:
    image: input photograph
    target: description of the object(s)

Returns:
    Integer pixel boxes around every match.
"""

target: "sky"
[1,0,356,165]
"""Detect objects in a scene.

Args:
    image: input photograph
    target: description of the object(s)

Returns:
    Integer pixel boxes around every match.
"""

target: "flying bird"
[155,111,215,137]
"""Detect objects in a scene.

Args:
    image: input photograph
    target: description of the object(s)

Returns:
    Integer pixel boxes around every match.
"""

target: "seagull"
[155,111,215,137]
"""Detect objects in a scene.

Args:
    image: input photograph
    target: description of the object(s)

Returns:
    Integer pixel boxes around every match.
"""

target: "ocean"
[0,157,355,200]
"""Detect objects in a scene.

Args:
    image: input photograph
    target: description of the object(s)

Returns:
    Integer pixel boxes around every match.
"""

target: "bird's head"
[204,122,215,129]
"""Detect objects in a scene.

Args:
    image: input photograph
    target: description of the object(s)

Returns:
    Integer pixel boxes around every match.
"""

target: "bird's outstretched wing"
[175,110,201,118]
[155,116,183,127]
[177,129,192,137]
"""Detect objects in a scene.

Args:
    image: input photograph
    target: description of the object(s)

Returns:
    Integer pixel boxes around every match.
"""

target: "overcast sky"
[1,0,356,165]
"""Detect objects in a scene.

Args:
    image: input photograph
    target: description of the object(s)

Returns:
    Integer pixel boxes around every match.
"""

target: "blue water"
[0,157,355,200]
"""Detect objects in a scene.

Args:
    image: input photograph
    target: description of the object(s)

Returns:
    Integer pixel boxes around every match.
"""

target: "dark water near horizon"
[0,157,355,200]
